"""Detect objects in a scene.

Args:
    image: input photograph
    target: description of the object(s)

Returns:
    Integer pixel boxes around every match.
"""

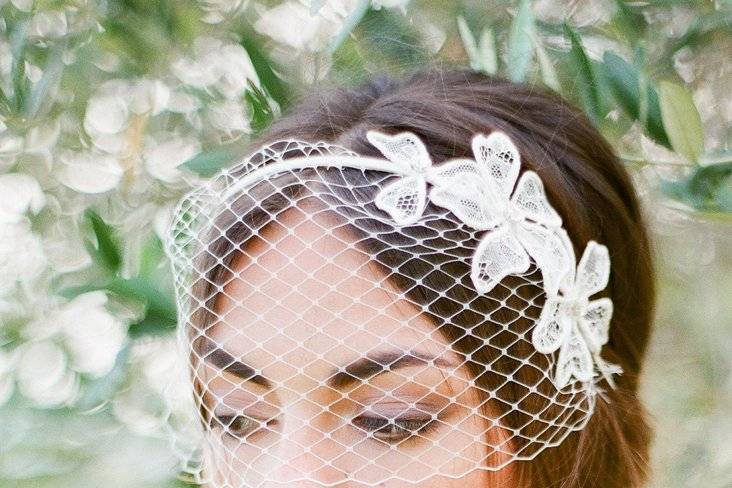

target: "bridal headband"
[163,130,619,486]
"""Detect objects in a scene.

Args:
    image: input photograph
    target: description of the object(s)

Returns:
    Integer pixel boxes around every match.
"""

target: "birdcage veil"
[162,130,619,486]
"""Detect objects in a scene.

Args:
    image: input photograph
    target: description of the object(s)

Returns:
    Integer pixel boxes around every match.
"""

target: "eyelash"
[211,413,438,444]
[211,414,271,440]
[352,414,437,443]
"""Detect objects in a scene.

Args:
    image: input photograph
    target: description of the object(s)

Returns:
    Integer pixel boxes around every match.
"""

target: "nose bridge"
[262,395,349,486]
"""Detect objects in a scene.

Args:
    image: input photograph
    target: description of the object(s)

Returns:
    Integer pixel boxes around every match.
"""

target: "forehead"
[209,203,454,369]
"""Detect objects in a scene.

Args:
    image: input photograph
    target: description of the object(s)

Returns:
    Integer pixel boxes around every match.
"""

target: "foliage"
[0,1,730,486]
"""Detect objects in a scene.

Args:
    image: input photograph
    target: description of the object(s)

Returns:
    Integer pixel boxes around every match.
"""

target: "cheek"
[379,468,497,488]
[201,438,515,488]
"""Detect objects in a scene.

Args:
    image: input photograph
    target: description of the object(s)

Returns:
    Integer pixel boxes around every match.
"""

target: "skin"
[196,204,516,487]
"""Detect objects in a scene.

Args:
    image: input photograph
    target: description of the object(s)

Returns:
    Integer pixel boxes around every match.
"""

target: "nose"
[259,415,350,487]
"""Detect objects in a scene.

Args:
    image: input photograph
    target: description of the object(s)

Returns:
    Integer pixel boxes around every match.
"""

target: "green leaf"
[699,150,732,168]
[85,210,122,273]
[126,306,177,337]
[457,18,496,75]
[506,0,535,82]
[533,35,560,92]
[181,149,236,177]
[26,40,66,119]
[602,51,670,148]
[716,180,732,212]
[0,86,12,115]
[457,16,480,71]
[58,276,177,337]
[661,162,732,212]
[9,20,29,113]
[564,24,601,124]
[245,80,278,134]
[478,27,498,75]
[138,234,165,278]
[241,33,290,109]
[106,277,178,337]
[610,0,646,45]
[328,0,371,53]
[659,80,705,163]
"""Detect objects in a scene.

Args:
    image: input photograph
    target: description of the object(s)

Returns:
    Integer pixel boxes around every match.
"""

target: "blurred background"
[0,1,730,487]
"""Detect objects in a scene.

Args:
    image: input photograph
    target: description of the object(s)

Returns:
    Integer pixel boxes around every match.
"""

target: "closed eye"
[212,414,276,440]
[352,414,436,443]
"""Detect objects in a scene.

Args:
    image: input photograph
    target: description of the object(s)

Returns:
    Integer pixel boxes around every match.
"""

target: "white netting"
[163,131,618,486]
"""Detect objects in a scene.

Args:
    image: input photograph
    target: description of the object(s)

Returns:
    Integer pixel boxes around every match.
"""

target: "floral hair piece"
[163,129,620,486]
[365,130,619,388]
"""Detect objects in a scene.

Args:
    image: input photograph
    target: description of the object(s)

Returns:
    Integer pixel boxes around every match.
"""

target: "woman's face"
[196,207,514,487]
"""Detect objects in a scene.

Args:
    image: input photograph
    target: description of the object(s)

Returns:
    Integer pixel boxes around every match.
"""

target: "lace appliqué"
[369,130,573,296]
[370,130,619,392]
[367,131,432,226]
[532,241,621,389]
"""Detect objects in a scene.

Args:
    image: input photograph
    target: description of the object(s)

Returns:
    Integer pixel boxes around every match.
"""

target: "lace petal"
[471,132,520,200]
[532,298,572,354]
[555,329,594,388]
[510,171,562,227]
[374,175,427,226]
[575,241,611,298]
[428,160,503,229]
[366,130,432,172]
[470,226,531,293]
[516,222,574,296]
[578,297,613,353]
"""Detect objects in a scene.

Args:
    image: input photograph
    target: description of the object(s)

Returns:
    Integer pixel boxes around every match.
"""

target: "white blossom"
[16,341,79,407]
[153,203,175,241]
[57,151,124,194]
[128,79,170,116]
[83,79,170,155]
[254,1,327,51]
[534,0,614,27]
[253,0,362,52]
[0,220,46,296]
[114,338,195,437]
[24,119,61,159]
[0,133,23,169]
[372,0,410,12]
[28,10,69,39]
[207,99,251,137]
[21,292,126,381]
[0,349,16,407]
[84,88,130,136]
[172,37,260,99]
[143,136,201,184]
[200,0,249,24]
[166,90,200,114]
[10,0,33,13]
[42,218,92,273]
[0,173,45,224]
[57,292,127,377]
[24,61,42,83]
[0,40,11,76]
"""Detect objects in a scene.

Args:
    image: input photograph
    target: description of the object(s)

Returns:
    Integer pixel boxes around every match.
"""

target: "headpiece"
[164,130,619,486]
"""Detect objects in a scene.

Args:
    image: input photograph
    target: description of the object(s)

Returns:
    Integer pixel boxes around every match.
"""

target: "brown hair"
[191,69,655,487]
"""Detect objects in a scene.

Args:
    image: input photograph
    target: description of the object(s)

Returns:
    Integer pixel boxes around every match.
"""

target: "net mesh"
[163,131,615,486]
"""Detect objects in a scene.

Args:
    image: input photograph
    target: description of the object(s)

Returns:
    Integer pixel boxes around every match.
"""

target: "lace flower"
[532,241,619,388]
[367,131,433,226]
[426,132,573,295]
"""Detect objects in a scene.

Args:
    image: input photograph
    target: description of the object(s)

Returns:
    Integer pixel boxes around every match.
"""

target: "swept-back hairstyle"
[192,69,655,487]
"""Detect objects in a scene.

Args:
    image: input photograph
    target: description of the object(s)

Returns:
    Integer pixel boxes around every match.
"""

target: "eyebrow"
[197,337,455,391]
[197,337,272,389]
[328,351,454,390]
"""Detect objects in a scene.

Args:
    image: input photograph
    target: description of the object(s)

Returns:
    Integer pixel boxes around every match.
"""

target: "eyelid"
[211,397,280,424]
